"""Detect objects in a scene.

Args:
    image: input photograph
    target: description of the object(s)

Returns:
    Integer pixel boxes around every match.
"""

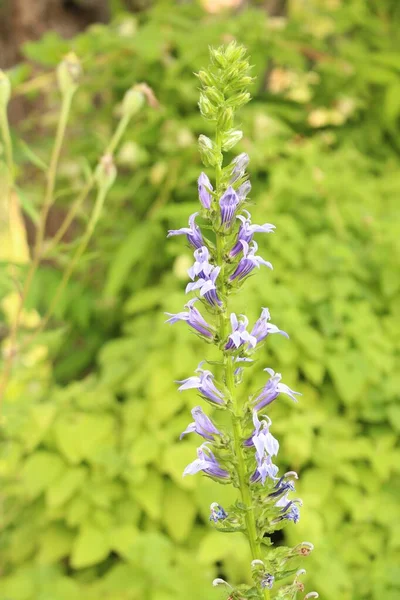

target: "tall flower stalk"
[167,43,318,600]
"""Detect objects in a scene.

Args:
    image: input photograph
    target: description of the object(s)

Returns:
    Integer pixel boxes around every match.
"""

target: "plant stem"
[0,90,73,410]
[45,112,131,255]
[214,132,270,600]
[0,105,14,179]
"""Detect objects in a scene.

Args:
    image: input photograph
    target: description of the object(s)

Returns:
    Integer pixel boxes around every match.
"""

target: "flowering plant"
[167,43,318,600]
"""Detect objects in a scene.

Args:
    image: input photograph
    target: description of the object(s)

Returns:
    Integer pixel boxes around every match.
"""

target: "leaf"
[103,222,161,298]
[70,524,110,569]
[47,466,88,507]
[38,524,74,563]
[162,482,196,543]
[21,451,65,498]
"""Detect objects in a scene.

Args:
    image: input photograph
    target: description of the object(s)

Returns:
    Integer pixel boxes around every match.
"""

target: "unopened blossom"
[209,502,228,522]
[180,406,221,440]
[165,299,214,339]
[261,574,275,590]
[251,307,288,343]
[230,152,249,182]
[198,172,213,209]
[225,313,257,350]
[230,211,275,257]
[219,186,240,227]
[177,364,225,405]
[237,180,251,201]
[253,368,301,411]
[186,265,222,307]
[167,212,203,249]
[229,240,273,281]
[183,443,229,479]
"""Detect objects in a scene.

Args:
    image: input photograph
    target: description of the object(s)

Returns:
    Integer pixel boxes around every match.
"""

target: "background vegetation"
[1,1,400,599]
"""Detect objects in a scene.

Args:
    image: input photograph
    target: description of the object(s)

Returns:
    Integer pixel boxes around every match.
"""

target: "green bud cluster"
[196,42,254,166]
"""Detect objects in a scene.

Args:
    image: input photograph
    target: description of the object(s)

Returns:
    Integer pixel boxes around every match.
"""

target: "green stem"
[30,185,108,337]
[45,112,131,255]
[214,130,270,600]
[0,105,14,180]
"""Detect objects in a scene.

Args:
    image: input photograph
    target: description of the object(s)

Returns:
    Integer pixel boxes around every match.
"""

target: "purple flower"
[251,455,279,485]
[229,241,273,281]
[230,152,249,183]
[261,574,275,590]
[225,313,257,350]
[209,502,228,522]
[186,266,222,307]
[165,299,215,339]
[247,411,279,459]
[198,172,213,209]
[237,180,251,202]
[167,212,203,249]
[230,211,275,257]
[183,443,229,479]
[176,364,225,406]
[268,474,296,499]
[275,495,301,524]
[180,406,221,440]
[188,246,214,280]
[250,307,289,343]
[219,187,239,228]
[253,368,301,411]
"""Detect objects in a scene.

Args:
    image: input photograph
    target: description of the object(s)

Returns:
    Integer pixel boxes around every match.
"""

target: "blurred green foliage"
[1,1,400,599]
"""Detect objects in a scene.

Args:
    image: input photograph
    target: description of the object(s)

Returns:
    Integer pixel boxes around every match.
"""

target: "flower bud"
[95,153,117,192]
[198,93,215,119]
[0,70,11,108]
[222,129,243,151]
[198,134,221,167]
[196,70,215,87]
[204,86,224,106]
[209,48,227,69]
[122,87,146,117]
[217,107,234,131]
[57,52,82,96]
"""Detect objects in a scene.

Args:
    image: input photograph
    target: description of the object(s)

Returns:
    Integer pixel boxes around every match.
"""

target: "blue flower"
[250,411,279,459]
[230,211,275,257]
[275,495,301,524]
[225,313,257,350]
[229,241,273,281]
[165,299,215,339]
[198,172,213,209]
[183,443,229,479]
[187,246,214,280]
[253,368,301,411]
[251,455,279,485]
[186,265,222,307]
[219,186,240,228]
[261,574,275,590]
[176,364,225,406]
[209,502,228,522]
[167,212,203,249]
[180,406,221,440]
[250,308,288,344]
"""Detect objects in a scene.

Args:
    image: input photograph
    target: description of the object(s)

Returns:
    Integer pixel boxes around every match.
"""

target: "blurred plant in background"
[0,1,400,600]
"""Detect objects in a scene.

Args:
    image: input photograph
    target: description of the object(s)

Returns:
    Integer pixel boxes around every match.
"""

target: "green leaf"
[21,451,65,498]
[47,466,88,507]
[162,482,196,543]
[70,524,110,568]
